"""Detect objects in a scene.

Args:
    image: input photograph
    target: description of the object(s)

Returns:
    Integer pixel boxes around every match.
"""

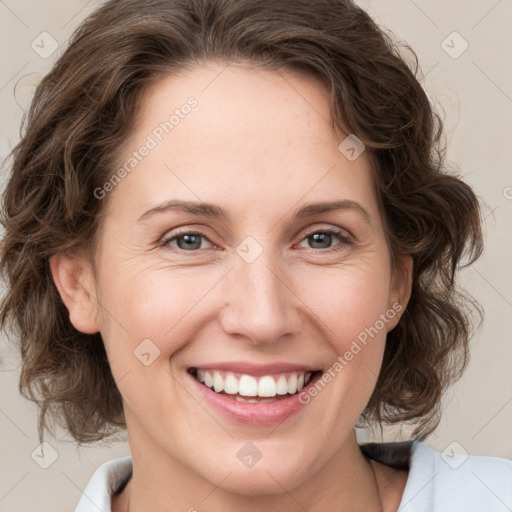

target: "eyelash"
[159,227,353,254]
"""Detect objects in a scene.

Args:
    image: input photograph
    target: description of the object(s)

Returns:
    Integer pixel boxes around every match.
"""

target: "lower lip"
[187,371,321,425]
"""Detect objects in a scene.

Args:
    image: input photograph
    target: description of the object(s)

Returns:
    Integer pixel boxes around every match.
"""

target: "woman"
[1,0,510,511]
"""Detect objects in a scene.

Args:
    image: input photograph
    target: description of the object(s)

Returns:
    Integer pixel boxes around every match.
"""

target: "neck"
[114,428,385,512]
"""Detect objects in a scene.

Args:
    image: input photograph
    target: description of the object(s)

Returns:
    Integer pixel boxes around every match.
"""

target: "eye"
[161,231,214,251]
[297,228,352,251]
[160,227,352,253]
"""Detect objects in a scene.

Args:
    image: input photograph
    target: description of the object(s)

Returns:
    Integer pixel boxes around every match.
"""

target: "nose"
[218,248,301,345]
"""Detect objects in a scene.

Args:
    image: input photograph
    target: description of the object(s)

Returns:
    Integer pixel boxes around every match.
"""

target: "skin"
[51,62,412,512]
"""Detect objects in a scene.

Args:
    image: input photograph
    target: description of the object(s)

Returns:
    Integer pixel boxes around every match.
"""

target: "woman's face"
[65,63,410,494]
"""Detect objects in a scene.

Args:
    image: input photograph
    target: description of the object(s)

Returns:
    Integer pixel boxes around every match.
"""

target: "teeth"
[239,375,258,396]
[287,374,297,394]
[194,369,315,398]
[235,396,280,403]
[224,373,239,394]
[213,371,224,393]
[297,374,305,392]
[276,376,288,395]
[258,376,276,397]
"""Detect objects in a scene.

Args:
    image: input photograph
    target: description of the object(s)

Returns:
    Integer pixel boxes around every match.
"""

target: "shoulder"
[74,456,132,512]
[408,441,512,512]
[361,440,512,512]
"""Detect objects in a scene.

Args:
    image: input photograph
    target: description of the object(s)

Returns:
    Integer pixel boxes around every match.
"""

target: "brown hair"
[0,0,483,443]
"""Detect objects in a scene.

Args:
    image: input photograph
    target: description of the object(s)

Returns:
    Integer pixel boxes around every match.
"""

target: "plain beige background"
[0,1,511,511]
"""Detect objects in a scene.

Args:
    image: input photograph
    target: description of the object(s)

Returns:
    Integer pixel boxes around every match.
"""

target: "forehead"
[132,62,338,161]
[108,62,379,222]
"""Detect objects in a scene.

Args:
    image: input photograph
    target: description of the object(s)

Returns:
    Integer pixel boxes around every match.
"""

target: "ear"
[386,254,413,332]
[49,252,100,334]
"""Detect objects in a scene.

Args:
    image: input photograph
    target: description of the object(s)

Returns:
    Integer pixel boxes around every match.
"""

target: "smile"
[186,362,323,424]
[188,368,320,403]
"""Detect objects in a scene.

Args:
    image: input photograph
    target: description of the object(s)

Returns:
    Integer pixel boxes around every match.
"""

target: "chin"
[215,469,304,496]
[197,455,314,497]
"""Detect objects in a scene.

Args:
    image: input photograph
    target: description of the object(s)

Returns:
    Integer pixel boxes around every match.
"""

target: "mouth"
[187,367,322,404]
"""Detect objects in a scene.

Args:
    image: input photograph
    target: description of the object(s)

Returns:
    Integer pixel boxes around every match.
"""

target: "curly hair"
[0,0,483,444]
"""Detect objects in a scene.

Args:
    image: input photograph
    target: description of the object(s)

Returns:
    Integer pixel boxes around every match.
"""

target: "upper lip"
[189,361,320,376]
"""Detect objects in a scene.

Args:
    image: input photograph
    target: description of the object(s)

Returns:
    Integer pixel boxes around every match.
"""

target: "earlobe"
[387,255,413,331]
[49,253,100,334]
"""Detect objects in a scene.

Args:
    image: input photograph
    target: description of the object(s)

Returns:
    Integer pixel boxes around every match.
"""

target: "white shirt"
[74,440,512,511]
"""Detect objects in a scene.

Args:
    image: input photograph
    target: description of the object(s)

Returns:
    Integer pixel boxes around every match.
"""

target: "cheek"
[295,262,392,345]
[99,253,391,357]
[97,264,224,366]
[282,262,392,437]
[95,267,219,416]
[292,260,392,408]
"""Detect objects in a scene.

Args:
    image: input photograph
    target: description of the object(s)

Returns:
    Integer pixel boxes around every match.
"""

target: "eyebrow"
[137,199,371,224]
